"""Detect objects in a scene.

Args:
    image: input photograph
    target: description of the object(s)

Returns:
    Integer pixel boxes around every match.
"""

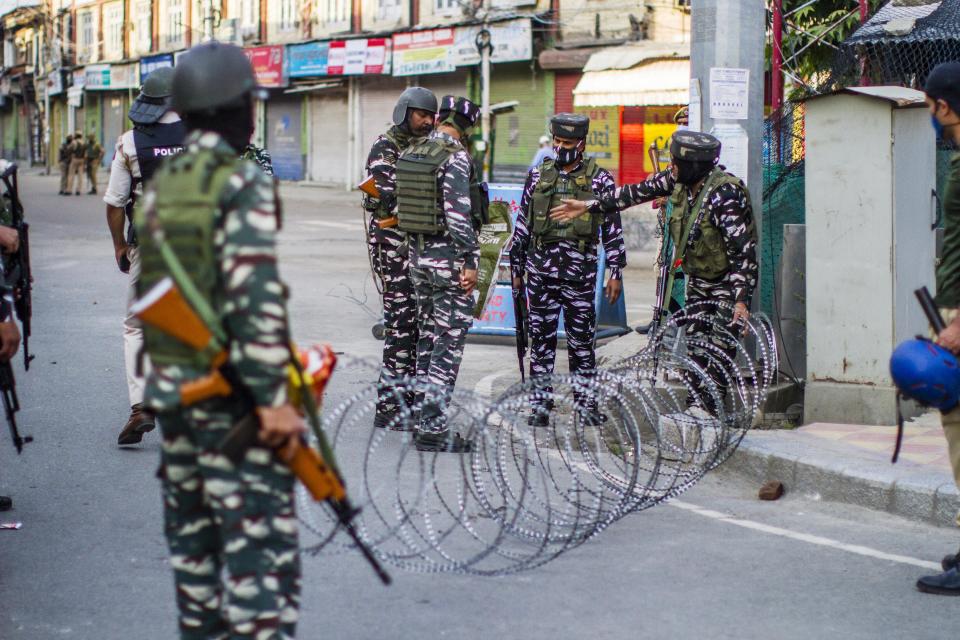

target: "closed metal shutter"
[554,71,581,114]
[267,94,305,181]
[359,75,409,176]
[308,89,349,186]
[102,93,126,167]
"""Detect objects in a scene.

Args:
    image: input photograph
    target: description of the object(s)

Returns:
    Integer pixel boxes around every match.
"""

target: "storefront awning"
[573,58,690,108]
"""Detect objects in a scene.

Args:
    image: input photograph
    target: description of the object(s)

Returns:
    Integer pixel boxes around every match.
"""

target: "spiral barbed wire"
[297,300,777,576]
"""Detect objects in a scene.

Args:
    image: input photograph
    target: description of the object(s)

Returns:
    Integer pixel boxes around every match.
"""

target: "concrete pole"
[479,24,492,182]
[690,0,766,285]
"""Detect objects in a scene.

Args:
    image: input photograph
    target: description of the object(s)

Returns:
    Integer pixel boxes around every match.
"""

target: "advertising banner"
[288,38,390,78]
[288,41,330,77]
[83,64,111,90]
[576,106,621,180]
[139,52,174,85]
[84,63,139,90]
[452,19,532,66]
[392,28,455,77]
[243,45,285,88]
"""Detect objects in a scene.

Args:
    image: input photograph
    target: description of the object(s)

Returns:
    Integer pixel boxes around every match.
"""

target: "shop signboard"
[84,64,111,90]
[243,45,286,88]
[576,105,621,180]
[451,19,532,66]
[392,28,455,76]
[288,38,390,77]
[140,52,174,85]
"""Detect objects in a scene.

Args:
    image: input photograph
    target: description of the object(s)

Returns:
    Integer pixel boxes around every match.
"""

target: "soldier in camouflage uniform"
[551,130,758,416]
[363,87,437,429]
[241,143,275,176]
[135,43,305,639]
[396,95,483,453]
[510,113,625,426]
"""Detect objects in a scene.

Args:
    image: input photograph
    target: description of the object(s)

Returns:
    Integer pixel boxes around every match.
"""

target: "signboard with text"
[392,28,455,76]
[243,45,286,88]
[84,63,139,90]
[575,106,621,180]
[139,53,174,85]
[451,19,532,66]
[288,38,390,77]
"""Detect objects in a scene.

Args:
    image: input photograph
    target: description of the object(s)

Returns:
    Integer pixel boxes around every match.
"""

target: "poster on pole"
[709,67,749,120]
[711,123,749,181]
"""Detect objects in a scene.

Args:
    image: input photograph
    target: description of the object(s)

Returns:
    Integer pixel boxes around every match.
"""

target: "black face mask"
[554,143,581,167]
[675,160,714,185]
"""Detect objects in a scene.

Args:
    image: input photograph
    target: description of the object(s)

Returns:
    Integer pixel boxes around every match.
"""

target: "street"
[1,171,957,639]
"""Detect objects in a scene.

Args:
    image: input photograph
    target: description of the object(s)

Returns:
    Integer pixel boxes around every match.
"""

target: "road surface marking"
[301,220,359,231]
[670,499,941,570]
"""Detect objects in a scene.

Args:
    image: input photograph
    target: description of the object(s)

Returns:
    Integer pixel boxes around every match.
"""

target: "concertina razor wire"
[296,299,777,577]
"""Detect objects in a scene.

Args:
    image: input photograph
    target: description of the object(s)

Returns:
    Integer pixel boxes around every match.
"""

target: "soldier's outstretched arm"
[549,169,676,223]
[217,166,290,408]
[509,169,538,285]
[441,150,480,270]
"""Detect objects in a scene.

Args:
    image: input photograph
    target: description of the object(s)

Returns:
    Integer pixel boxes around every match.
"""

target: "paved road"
[1,172,957,639]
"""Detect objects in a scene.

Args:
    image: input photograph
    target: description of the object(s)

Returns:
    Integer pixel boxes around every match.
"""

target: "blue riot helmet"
[890,338,960,411]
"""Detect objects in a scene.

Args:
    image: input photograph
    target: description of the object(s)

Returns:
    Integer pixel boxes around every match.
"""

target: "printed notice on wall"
[709,67,749,120]
[688,78,702,132]
[711,124,749,181]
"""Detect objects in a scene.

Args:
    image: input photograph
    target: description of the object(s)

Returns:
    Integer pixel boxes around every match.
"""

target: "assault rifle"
[647,142,673,344]
[512,278,528,382]
[132,277,391,585]
[0,163,32,454]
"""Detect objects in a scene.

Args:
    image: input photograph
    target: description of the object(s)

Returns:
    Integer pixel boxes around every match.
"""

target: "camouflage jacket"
[407,130,481,272]
[364,125,415,248]
[241,144,275,176]
[511,161,625,283]
[589,169,758,304]
[138,131,290,411]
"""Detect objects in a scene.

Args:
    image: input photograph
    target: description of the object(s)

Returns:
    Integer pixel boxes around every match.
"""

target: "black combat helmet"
[392,87,438,126]
[438,95,481,134]
[172,42,266,116]
[128,66,175,125]
[550,113,590,140]
[670,130,721,163]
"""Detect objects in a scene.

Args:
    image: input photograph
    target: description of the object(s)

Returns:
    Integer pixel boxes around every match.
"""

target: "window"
[378,0,402,21]
[435,0,458,15]
[103,2,124,60]
[279,0,297,31]
[78,8,97,62]
[134,0,153,54]
[166,0,184,46]
[318,0,348,28]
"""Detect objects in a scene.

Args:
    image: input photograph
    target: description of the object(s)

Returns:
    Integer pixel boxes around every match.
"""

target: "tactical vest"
[395,136,487,235]
[126,121,187,246]
[668,167,755,280]
[529,158,602,247]
[135,147,240,369]
[370,128,406,221]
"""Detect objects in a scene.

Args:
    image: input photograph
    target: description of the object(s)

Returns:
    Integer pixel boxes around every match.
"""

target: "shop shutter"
[309,89,349,185]
[554,71,581,114]
[359,75,410,178]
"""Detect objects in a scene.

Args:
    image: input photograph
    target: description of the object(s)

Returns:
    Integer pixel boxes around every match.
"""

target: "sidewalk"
[725,416,960,527]
[596,331,960,527]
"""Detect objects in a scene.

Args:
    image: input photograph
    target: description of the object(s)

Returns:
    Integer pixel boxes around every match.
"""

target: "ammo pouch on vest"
[396,137,487,235]
[668,168,754,281]
[135,149,240,369]
[530,158,602,249]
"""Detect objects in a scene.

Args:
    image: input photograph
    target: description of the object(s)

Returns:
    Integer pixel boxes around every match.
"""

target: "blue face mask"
[933,115,945,140]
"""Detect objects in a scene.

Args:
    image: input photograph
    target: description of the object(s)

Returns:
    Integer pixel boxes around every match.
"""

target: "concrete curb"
[720,429,960,526]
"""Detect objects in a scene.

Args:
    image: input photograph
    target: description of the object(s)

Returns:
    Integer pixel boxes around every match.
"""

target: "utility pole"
[477,24,493,182]
[202,0,217,42]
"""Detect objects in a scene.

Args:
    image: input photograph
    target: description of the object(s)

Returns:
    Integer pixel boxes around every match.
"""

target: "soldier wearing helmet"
[363,86,437,431]
[510,113,625,427]
[550,130,758,424]
[395,95,484,452]
[134,42,305,637]
[105,65,187,448]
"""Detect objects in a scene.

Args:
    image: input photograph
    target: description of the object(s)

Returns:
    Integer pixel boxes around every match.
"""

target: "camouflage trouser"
[370,241,418,417]
[527,271,598,411]
[683,278,736,414]
[940,308,960,527]
[410,263,474,432]
[157,405,301,640]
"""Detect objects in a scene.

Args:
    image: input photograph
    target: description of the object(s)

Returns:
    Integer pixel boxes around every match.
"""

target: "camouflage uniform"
[404,130,480,432]
[137,130,300,639]
[241,144,275,176]
[363,126,419,422]
[590,169,758,410]
[511,161,625,414]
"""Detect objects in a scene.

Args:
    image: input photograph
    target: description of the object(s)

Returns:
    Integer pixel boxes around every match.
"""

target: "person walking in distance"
[104,66,186,446]
[58,134,73,195]
[67,132,86,195]
[85,133,104,195]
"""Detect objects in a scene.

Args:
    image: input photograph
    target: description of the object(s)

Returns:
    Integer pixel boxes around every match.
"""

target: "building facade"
[0,0,690,184]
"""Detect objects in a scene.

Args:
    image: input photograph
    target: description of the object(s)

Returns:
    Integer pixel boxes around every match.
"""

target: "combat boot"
[0,495,11,511]
[577,407,608,427]
[917,567,960,595]
[528,406,550,428]
[414,423,472,453]
[941,546,960,572]
[374,407,416,432]
[117,403,156,446]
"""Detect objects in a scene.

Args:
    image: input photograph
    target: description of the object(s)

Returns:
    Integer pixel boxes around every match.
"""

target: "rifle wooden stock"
[357,176,380,199]
[289,444,347,502]
[131,277,219,352]
[180,351,232,406]
[375,216,398,229]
